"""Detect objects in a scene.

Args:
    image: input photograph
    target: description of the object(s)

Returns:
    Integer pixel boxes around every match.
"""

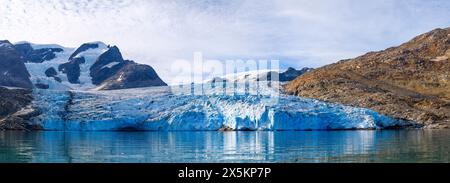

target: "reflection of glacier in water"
[30,85,412,131]
[0,130,449,163]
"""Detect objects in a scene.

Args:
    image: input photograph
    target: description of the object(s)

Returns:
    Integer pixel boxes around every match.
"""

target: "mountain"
[96,62,168,90]
[5,41,167,90]
[285,27,450,129]
[14,42,64,63]
[0,40,33,88]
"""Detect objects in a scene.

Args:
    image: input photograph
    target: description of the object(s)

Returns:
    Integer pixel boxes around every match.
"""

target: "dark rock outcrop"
[53,77,62,83]
[0,87,38,130]
[209,77,228,84]
[69,43,99,60]
[96,61,167,90]
[14,42,63,63]
[90,46,126,85]
[12,42,33,55]
[3,40,167,90]
[58,57,85,84]
[285,27,450,129]
[0,40,33,88]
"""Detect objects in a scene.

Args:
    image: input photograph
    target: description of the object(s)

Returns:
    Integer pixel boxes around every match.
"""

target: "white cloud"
[1,0,449,83]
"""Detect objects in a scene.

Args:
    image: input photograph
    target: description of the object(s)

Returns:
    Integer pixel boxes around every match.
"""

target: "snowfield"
[29,82,411,131]
[23,41,109,90]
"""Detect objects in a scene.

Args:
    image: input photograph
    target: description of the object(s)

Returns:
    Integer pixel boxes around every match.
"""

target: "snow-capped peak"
[70,43,109,90]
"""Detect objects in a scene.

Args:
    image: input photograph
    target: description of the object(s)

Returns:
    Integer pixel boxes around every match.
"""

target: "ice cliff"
[29,83,410,131]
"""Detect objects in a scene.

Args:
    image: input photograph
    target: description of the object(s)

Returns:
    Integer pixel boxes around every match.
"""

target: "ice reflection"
[0,130,449,163]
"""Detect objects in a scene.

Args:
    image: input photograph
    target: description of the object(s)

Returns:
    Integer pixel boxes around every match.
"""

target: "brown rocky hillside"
[285,27,450,129]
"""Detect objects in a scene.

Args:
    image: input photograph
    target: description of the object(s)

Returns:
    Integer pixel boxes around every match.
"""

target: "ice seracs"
[29,83,412,131]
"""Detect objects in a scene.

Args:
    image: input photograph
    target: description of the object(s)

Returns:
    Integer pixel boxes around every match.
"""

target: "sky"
[1,0,450,83]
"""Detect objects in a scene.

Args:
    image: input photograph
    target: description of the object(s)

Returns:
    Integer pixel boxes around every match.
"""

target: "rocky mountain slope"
[0,40,33,88]
[28,85,409,131]
[285,27,450,129]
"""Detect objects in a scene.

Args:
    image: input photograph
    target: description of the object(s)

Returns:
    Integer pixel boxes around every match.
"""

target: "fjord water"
[0,130,448,163]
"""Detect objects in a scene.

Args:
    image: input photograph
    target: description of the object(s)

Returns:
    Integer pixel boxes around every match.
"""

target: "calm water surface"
[0,130,448,163]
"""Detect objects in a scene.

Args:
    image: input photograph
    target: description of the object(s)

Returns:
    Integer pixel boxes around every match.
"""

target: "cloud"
[1,0,450,83]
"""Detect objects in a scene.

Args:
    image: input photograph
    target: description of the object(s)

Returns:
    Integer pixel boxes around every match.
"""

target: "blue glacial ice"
[29,84,410,131]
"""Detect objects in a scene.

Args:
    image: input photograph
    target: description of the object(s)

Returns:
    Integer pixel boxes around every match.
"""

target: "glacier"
[28,82,411,131]
[22,41,109,90]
